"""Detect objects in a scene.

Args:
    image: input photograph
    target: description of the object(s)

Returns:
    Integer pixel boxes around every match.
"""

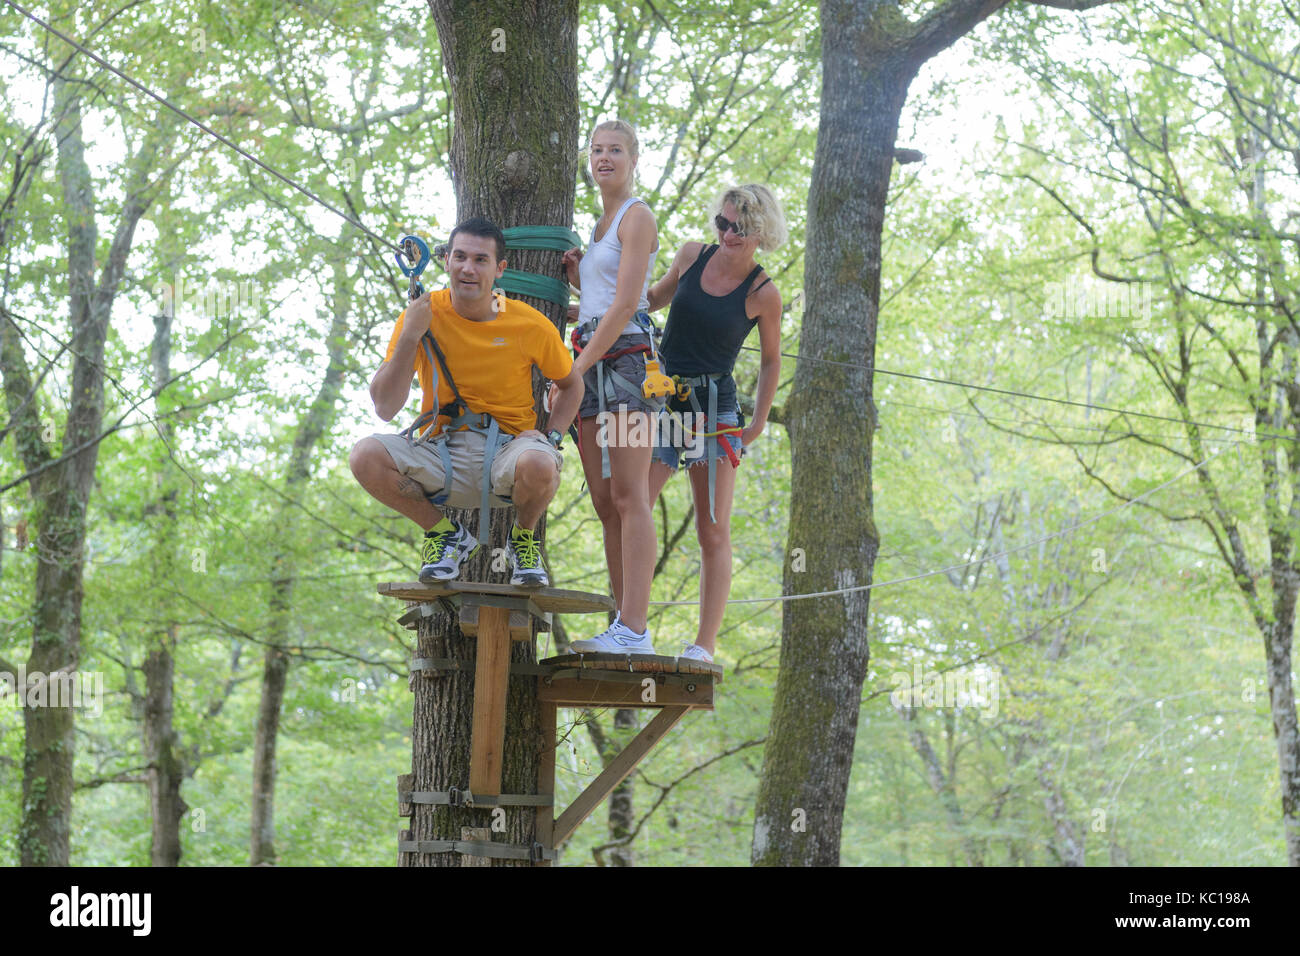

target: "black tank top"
[660,245,765,411]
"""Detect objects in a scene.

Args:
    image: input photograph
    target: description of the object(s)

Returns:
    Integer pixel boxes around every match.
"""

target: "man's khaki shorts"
[370,429,562,510]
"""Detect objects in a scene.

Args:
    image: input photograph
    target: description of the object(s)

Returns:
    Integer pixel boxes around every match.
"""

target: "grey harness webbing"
[398,839,558,862]
[400,789,554,808]
[399,331,513,538]
[584,311,666,480]
[675,372,738,524]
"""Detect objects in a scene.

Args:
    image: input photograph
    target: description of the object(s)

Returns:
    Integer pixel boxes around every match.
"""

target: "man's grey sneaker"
[419,521,479,582]
[569,615,656,655]
[509,526,548,588]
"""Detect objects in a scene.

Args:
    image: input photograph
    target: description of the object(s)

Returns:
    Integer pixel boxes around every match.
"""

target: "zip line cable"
[1,0,403,255]
[3,4,1255,612]
[738,344,1269,444]
[4,4,1268,446]
[648,445,1229,607]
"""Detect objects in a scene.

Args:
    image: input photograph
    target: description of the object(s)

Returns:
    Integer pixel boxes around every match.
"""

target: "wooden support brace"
[459,604,535,640]
[551,705,690,848]
[469,605,511,795]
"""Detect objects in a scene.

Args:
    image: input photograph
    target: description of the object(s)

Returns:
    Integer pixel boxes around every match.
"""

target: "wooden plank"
[538,652,723,683]
[461,827,491,868]
[536,700,557,867]
[539,677,713,710]
[377,580,613,615]
[469,606,511,796]
[552,706,689,847]
[460,604,535,640]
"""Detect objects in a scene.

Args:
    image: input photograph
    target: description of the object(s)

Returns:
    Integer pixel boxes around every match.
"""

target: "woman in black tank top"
[644,184,787,664]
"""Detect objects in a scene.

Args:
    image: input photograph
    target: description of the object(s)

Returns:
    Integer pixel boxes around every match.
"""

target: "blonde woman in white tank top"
[559,120,660,653]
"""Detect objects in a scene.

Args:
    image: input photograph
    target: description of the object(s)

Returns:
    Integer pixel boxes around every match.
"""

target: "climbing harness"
[571,311,671,480]
[662,373,744,524]
[395,234,513,540]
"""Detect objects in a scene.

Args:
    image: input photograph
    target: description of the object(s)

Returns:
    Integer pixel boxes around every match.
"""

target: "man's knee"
[512,450,559,496]
[350,437,392,485]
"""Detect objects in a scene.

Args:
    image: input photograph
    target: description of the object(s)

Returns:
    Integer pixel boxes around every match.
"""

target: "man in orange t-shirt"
[350,217,584,586]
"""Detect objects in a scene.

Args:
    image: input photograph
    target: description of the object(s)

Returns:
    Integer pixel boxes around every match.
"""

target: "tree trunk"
[142,307,187,867]
[751,38,915,868]
[607,708,638,866]
[751,0,1014,867]
[143,628,186,867]
[401,0,578,866]
[13,76,167,865]
[249,232,357,865]
[1264,523,1300,864]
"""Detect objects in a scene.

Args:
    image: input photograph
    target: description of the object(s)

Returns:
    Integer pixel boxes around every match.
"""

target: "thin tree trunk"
[249,234,357,865]
[607,708,637,866]
[9,75,169,865]
[402,0,578,867]
[143,628,186,867]
[142,307,187,867]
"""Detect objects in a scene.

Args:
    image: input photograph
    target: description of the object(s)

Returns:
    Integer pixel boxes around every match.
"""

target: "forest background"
[1,0,1295,866]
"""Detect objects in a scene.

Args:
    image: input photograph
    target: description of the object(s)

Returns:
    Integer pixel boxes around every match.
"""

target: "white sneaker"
[679,642,714,663]
[569,615,657,655]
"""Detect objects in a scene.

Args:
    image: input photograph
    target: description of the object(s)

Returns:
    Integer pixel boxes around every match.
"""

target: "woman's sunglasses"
[714,214,747,238]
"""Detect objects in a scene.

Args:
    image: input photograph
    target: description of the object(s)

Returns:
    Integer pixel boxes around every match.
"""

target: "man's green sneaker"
[508,525,548,588]
[419,520,479,583]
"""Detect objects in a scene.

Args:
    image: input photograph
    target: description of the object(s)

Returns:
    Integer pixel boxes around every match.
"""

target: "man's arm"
[544,365,585,437]
[371,293,434,421]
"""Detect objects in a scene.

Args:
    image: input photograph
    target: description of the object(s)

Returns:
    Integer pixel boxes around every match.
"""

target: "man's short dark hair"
[447,217,506,262]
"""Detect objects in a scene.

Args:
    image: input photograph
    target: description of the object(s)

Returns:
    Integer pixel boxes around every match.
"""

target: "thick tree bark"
[751,34,915,869]
[401,0,578,866]
[752,0,1008,867]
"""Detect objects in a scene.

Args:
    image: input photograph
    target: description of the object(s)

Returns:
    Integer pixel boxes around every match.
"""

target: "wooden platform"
[538,652,723,681]
[384,579,723,855]
[377,580,614,615]
[536,652,720,709]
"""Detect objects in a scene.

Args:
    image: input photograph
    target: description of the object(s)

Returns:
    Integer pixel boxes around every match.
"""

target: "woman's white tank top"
[577,195,656,335]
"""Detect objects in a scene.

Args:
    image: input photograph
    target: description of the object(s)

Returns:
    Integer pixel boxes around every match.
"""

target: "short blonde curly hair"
[711,184,788,251]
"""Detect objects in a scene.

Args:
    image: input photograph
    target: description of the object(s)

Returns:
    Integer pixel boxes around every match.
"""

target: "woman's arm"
[742,280,782,446]
[573,203,657,375]
[646,241,701,312]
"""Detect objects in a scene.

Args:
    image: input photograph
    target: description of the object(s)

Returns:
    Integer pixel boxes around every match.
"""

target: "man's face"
[447,233,505,306]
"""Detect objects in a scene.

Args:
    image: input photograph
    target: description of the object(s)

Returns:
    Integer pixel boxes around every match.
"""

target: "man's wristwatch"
[545,428,564,450]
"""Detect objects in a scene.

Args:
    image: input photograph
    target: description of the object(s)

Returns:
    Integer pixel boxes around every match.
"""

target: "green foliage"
[0,0,1292,867]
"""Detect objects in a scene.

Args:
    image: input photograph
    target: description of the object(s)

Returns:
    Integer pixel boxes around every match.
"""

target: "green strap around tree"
[502,225,581,252]
[497,226,581,305]
[434,225,581,306]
